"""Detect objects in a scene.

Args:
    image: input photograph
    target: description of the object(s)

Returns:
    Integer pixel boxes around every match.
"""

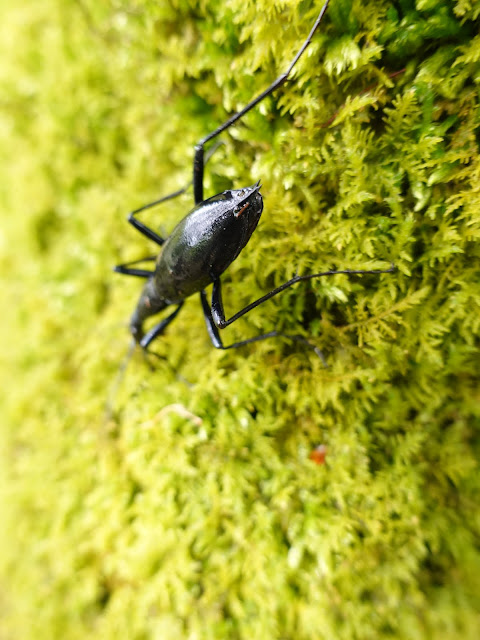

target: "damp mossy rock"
[1,0,479,638]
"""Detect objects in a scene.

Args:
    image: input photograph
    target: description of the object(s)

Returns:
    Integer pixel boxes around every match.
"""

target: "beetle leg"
[127,180,204,244]
[201,290,279,349]
[193,0,331,204]
[140,302,184,350]
[127,207,167,245]
[210,266,395,328]
[114,256,156,278]
[207,266,394,362]
[201,290,326,363]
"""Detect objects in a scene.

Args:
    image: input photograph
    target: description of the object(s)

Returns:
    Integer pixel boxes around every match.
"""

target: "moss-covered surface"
[1,0,479,638]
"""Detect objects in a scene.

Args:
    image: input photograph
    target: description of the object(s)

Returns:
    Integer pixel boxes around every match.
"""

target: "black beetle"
[115,0,393,362]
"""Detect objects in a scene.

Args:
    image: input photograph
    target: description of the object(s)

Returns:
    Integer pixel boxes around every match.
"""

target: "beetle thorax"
[152,183,264,302]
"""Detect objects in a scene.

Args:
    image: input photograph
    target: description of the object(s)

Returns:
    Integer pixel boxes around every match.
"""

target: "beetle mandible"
[115,0,393,362]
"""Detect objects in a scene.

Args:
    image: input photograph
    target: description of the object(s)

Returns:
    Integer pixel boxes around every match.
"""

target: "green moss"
[1,0,479,638]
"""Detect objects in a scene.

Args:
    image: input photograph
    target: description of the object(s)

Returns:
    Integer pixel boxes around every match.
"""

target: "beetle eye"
[224,190,232,199]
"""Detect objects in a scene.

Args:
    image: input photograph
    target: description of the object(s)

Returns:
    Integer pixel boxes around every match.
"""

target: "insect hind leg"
[139,302,185,350]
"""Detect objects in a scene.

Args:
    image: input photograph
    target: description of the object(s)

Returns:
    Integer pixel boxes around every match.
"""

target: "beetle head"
[229,181,263,218]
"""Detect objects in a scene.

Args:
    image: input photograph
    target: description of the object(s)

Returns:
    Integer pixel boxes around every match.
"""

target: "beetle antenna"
[105,339,136,421]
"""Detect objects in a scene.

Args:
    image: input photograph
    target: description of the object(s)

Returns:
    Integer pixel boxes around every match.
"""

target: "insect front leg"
[201,290,286,349]
[206,266,393,362]
[210,267,395,329]
[192,0,331,204]
[200,288,326,364]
